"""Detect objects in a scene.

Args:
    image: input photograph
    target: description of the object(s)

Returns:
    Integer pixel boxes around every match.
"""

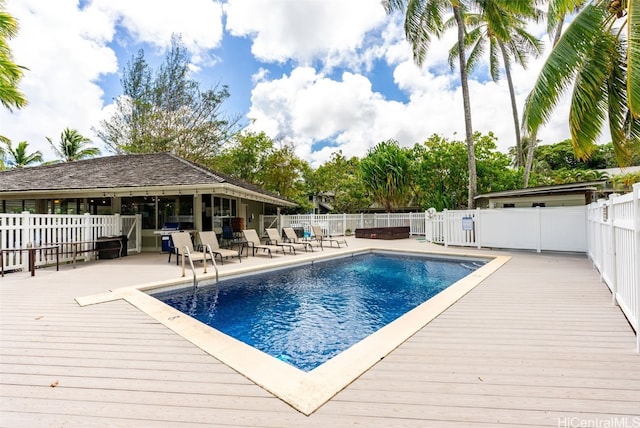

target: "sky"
[1,0,581,168]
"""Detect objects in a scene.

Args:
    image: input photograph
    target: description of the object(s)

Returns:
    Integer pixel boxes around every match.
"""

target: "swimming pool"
[152,252,484,371]
[78,247,508,415]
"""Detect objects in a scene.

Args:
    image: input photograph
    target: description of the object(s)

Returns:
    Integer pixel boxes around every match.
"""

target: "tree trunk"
[499,40,522,168]
[453,6,477,208]
[522,133,538,188]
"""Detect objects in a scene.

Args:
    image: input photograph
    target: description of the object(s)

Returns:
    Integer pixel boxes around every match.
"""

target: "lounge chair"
[242,229,285,258]
[265,228,309,254]
[199,231,241,265]
[311,224,348,248]
[283,227,318,251]
[170,232,213,273]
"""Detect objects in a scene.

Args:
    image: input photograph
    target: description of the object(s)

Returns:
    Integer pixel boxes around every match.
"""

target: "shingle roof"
[0,152,293,205]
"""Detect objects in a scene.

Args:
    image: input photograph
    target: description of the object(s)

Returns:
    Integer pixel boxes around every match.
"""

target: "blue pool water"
[153,252,483,372]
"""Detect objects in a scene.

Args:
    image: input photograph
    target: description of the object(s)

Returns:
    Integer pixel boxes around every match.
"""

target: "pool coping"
[76,247,510,415]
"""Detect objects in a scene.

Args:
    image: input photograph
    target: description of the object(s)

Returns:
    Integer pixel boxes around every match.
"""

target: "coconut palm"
[46,128,100,162]
[523,0,639,167]
[3,139,42,168]
[382,0,478,208]
[0,0,27,111]
[448,0,543,171]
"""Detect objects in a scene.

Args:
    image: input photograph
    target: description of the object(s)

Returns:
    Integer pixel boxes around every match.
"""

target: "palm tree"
[523,0,639,167]
[382,0,478,208]
[46,128,100,162]
[449,0,543,171]
[0,0,27,111]
[3,139,42,168]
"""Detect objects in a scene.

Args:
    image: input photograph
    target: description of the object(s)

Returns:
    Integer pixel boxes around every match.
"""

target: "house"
[474,181,608,209]
[0,152,296,251]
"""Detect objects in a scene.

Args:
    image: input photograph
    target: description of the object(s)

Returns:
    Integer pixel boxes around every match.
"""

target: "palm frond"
[628,0,640,116]
[523,4,607,135]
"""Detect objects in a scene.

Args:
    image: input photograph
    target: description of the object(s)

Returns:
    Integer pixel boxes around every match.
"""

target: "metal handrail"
[179,244,218,288]
[204,244,219,284]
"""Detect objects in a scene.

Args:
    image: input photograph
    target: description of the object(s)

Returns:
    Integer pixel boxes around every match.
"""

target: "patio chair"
[242,229,285,258]
[265,228,308,254]
[311,224,348,248]
[283,227,318,251]
[199,231,241,265]
[170,232,213,273]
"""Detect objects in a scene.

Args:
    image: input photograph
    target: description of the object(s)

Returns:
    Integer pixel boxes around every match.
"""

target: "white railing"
[0,212,141,273]
[587,183,640,351]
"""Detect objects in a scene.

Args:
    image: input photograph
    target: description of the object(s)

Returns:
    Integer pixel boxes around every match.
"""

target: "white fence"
[267,207,587,253]
[262,213,428,238]
[587,183,640,352]
[1,212,141,273]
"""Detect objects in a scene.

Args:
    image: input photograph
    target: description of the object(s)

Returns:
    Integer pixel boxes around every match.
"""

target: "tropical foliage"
[46,128,100,162]
[450,0,542,170]
[412,132,520,210]
[0,0,27,112]
[308,151,370,213]
[360,140,413,212]
[523,0,639,167]
[383,0,478,208]
[96,35,237,165]
[2,139,42,168]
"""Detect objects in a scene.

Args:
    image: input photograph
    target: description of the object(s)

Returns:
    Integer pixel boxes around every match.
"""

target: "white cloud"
[224,0,386,68]
[1,0,118,160]
[0,0,588,171]
[89,0,225,64]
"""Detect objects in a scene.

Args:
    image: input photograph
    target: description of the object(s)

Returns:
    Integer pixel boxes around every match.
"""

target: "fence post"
[536,206,542,253]
[475,208,481,249]
[443,209,449,247]
[633,183,640,352]
[343,213,347,235]
[608,194,618,306]
[114,213,121,235]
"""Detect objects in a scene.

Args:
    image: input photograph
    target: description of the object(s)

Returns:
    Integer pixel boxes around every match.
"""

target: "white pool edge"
[77,248,510,415]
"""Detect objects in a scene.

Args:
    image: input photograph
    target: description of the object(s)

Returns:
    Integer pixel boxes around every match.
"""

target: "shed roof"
[474,181,605,200]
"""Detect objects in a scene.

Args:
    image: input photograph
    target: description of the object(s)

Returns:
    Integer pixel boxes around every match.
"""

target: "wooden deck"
[1,238,639,426]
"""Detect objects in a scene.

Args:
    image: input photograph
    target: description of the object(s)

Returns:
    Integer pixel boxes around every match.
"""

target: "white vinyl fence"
[587,183,640,352]
[0,212,141,273]
[267,206,587,253]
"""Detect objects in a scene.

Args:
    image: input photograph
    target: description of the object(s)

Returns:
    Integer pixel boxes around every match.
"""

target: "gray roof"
[0,152,294,205]
[474,181,605,200]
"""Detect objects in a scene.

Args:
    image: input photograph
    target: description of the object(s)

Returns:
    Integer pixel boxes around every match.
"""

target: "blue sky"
[2,0,578,167]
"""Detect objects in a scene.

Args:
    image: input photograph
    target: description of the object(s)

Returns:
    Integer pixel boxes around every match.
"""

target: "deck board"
[1,240,638,426]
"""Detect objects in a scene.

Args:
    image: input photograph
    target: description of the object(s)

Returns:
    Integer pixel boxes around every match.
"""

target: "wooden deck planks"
[1,247,638,426]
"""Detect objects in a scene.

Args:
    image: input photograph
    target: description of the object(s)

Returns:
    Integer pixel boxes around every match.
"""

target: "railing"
[0,212,141,273]
[587,183,639,352]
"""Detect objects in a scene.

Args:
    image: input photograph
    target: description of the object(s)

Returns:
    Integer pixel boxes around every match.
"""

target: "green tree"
[360,140,413,212]
[260,145,312,212]
[452,0,542,170]
[3,139,42,168]
[383,0,478,208]
[0,0,27,112]
[412,135,469,210]
[523,0,639,167]
[96,35,237,164]
[46,128,100,162]
[412,132,519,210]
[210,131,274,184]
[309,151,370,213]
